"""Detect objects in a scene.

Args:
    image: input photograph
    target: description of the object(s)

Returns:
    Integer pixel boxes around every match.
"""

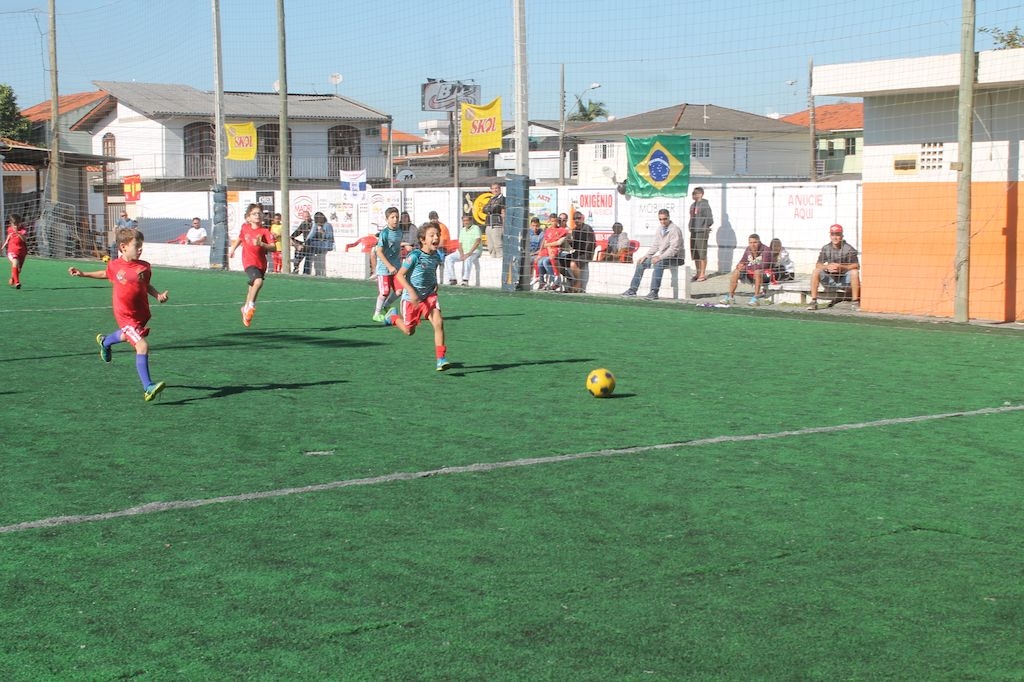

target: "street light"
[558,65,601,185]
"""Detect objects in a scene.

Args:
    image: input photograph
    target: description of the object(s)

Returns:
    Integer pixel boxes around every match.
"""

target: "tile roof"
[20,91,108,123]
[781,103,863,132]
[381,126,426,144]
[395,145,490,162]
[573,103,808,137]
[91,81,390,122]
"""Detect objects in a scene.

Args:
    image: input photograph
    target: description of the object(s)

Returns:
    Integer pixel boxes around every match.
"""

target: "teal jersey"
[375,227,403,275]
[401,248,443,301]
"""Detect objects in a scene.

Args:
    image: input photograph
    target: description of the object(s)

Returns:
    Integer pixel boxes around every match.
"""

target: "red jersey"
[238,223,274,271]
[542,226,568,259]
[5,226,27,257]
[107,257,153,329]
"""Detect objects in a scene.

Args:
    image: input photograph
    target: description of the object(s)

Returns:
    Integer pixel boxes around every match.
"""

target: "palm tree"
[567,98,609,122]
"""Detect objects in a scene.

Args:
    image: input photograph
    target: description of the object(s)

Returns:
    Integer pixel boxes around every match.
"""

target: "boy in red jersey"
[69,227,169,402]
[229,203,277,327]
[2,213,29,289]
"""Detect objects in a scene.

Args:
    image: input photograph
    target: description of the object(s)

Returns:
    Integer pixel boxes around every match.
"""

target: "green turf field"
[2,258,1022,680]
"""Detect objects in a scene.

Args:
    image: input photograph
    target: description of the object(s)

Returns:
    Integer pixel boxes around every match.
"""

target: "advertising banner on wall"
[567,188,617,228]
[529,188,558,221]
[627,196,686,242]
[361,190,403,233]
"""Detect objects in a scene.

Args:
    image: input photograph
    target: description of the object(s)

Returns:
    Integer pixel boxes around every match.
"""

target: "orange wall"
[862,182,1023,321]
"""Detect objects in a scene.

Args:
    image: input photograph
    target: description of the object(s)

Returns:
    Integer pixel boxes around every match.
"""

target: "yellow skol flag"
[460,97,502,153]
[226,122,257,161]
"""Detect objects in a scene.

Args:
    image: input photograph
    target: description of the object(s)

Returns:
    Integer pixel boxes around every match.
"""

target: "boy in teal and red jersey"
[382,223,451,371]
[68,227,169,402]
[372,206,404,322]
[230,203,277,327]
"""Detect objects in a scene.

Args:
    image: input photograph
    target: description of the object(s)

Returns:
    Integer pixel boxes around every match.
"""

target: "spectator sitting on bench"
[769,237,795,282]
[596,222,630,262]
[621,208,684,301]
[563,211,596,293]
[722,233,773,306]
[807,224,860,311]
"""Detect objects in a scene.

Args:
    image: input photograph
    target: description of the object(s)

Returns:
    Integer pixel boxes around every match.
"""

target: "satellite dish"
[272,80,280,93]
[329,73,343,85]
[396,169,415,182]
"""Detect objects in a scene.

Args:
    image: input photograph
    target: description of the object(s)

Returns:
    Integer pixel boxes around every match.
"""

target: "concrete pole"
[953,0,975,323]
[277,0,290,261]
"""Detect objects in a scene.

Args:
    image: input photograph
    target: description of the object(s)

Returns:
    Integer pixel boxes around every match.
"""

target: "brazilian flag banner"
[625,135,690,198]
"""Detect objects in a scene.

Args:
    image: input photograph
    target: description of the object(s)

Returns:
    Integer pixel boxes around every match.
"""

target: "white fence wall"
[125,180,863,282]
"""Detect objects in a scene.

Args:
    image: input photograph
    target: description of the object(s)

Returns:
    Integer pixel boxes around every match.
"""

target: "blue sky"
[2,0,1020,133]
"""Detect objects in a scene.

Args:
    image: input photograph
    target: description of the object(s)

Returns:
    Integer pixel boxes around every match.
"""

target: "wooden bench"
[763,277,850,305]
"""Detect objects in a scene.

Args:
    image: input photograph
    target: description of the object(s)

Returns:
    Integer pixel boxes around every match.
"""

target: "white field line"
[2,403,1021,535]
[0,295,376,316]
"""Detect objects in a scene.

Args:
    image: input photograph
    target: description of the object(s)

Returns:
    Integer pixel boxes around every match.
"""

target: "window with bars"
[691,139,710,158]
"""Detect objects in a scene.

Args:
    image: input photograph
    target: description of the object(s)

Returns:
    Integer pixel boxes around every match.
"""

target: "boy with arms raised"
[382,223,451,371]
[69,227,169,401]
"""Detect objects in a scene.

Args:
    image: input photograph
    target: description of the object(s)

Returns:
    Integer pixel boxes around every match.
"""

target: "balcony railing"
[114,153,390,182]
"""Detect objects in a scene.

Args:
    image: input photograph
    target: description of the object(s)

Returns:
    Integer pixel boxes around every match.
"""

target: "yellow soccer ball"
[586,368,616,398]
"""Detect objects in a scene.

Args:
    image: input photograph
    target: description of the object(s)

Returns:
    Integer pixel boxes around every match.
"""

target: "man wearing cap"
[807,224,860,311]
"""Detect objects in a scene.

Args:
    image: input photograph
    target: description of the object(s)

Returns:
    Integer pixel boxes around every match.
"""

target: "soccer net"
[2,1,1022,320]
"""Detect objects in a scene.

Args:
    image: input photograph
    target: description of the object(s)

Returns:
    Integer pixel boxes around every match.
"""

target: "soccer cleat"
[96,334,111,363]
[372,311,386,322]
[143,381,166,402]
[621,289,637,297]
[806,300,819,311]
[241,305,254,327]
[851,300,860,312]
[720,295,735,305]
[643,291,659,301]
[436,357,451,371]
[15,283,21,289]
[382,308,396,326]
[748,296,760,306]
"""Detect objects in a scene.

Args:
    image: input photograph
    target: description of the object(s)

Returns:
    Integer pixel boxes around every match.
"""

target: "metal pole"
[387,115,394,188]
[453,87,460,188]
[953,0,975,322]
[808,58,817,182]
[48,0,59,203]
[512,0,529,177]
[277,0,290,262]
[211,0,229,267]
[558,64,565,185]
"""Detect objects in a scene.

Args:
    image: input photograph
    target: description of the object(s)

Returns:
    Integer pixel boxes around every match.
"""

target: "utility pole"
[48,0,59,203]
[808,58,817,182]
[558,64,566,185]
[277,0,290,263]
[953,0,975,322]
[211,0,229,267]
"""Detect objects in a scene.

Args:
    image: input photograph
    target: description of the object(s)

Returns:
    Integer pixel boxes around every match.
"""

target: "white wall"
[130,179,863,278]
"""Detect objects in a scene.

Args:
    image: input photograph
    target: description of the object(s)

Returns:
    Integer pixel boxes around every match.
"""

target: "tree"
[980,25,1023,49]
[568,98,609,122]
[0,84,32,142]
